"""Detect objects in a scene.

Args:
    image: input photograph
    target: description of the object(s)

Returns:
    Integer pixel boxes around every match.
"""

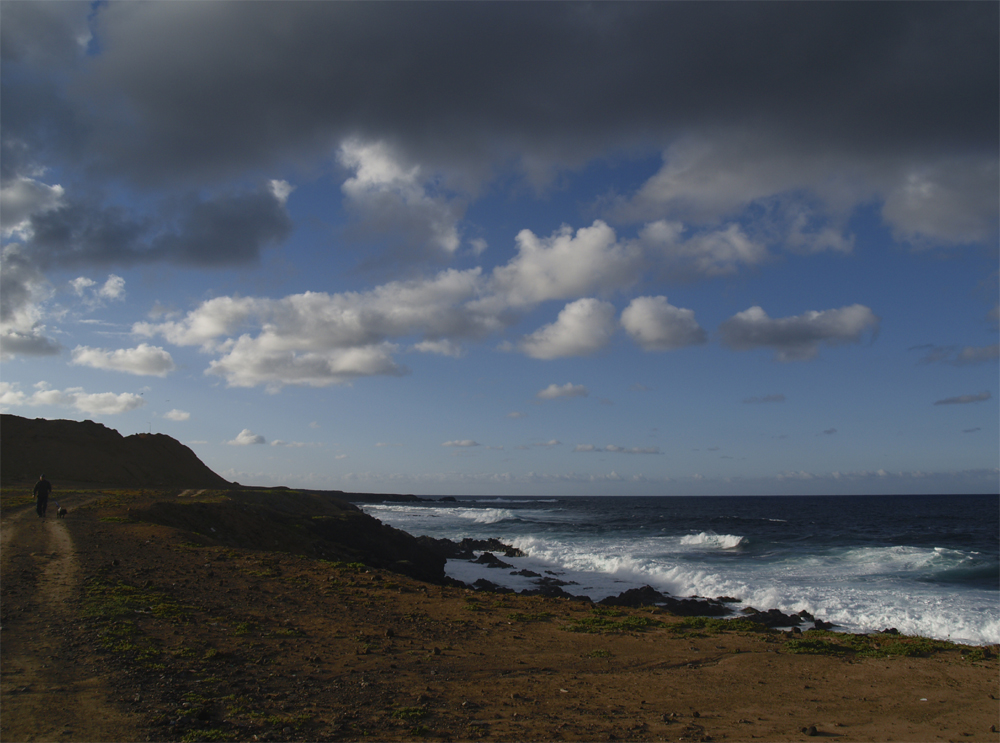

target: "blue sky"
[1,2,997,495]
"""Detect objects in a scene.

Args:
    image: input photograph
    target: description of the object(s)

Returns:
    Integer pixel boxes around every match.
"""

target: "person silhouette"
[33,475,52,518]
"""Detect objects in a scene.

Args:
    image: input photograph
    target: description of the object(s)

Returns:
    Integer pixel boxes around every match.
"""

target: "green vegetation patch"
[84,577,192,623]
[79,490,142,510]
[565,609,663,634]
[248,711,314,730]
[669,616,776,636]
[784,638,850,656]
[221,694,255,717]
[785,630,959,658]
[267,625,305,638]
[507,611,554,623]
[83,576,196,670]
[231,621,255,636]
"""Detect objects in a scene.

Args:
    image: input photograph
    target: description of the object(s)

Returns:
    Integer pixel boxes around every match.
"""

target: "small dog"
[55,502,67,518]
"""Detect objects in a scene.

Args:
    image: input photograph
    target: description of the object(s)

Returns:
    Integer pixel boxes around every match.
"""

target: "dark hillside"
[1,415,447,580]
[132,489,446,582]
[0,414,231,488]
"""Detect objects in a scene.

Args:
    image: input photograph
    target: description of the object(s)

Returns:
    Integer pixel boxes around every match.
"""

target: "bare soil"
[2,487,998,743]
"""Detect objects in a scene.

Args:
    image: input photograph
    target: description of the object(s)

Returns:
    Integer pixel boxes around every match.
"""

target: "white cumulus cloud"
[164,408,190,421]
[486,221,639,308]
[98,274,126,300]
[520,298,616,359]
[621,295,707,351]
[228,429,266,445]
[71,343,176,376]
[338,138,463,258]
[536,382,589,400]
[0,381,145,415]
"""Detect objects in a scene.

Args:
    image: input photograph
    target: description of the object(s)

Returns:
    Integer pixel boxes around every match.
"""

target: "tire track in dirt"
[1,501,140,742]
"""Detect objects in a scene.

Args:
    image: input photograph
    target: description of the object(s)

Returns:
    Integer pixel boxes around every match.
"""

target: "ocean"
[359,494,999,646]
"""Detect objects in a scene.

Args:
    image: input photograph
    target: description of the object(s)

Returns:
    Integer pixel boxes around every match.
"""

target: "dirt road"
[1,497,140,743]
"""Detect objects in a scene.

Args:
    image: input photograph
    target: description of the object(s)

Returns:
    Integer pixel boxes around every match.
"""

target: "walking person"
[33,474,52,518]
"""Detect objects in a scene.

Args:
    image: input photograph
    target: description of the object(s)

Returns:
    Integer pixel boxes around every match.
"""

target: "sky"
[1,2,997,496]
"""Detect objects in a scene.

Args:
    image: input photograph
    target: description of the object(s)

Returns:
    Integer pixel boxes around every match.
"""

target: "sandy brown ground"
[2,487,998,743]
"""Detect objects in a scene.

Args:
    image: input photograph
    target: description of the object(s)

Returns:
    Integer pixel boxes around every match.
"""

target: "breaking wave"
[679,531,747,550]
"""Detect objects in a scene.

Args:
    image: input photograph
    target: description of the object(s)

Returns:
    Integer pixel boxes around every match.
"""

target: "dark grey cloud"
[0,2,91,67]
[3,2,996,192]
[0,329,61,357]
[718,305,880,361]
[1,0,996,320]
[0,245,61,357]
[0,183,291,351]
[18,187,291,269]
[933,391,992,406]
[0,246,45,324]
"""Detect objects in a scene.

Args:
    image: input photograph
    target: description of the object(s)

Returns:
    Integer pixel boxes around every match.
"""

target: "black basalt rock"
[599,586,670,608]
[473,552,514,569]
[472,578,514,594]
[661,596,731,617]
[415,535,476,559]
[459,538,525,558]
[519,579,578,599]
[510,569,542,578]
[741,608,803,627]
[599,585,730,616]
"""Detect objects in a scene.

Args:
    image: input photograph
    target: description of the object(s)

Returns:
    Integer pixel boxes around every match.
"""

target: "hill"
[0,414,232,488]
[0,414,446,582]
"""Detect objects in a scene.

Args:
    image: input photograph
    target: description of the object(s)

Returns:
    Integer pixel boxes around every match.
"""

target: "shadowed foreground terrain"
[4,487,999,743]
[1,418,998,742]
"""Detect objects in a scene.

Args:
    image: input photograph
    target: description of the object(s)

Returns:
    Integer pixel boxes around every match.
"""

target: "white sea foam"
[482,535,1000,645]
[784,545,980,579]
[361,504,516,528]
[472,498,561,504]
[455,507,516,524]
[363,498,999,646]
[679,532,747,550]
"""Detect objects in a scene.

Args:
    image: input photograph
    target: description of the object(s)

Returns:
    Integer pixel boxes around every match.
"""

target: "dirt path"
[1,498,140,743]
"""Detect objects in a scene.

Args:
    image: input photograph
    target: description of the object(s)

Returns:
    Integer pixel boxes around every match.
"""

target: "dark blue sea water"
[360,494,999,645]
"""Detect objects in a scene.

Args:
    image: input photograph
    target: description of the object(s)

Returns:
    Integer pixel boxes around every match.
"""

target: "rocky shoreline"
[2,486,997,743]
[426,541,843,630]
